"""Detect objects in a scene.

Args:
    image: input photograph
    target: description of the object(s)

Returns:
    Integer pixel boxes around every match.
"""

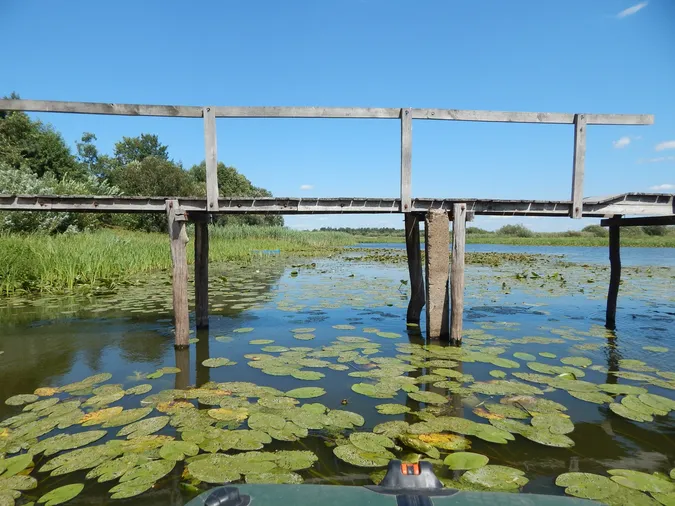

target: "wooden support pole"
[194,216,209,329]
[203,107,219,212]
[174,347,190,390]
[606,224,621,330]
[405,214,425,324]
[450,203,467,342]
[400,108,412,212]
[166,199,190,349]
[570,113,587,219]
[425,210,450,340]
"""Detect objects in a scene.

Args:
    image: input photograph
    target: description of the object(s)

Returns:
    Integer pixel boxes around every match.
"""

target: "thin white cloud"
[637,156,675,164]
[650,183,675,191]
[655,140,675,151]
[299,184,314,191]
[613,136,631,149]
[616,2,648,18]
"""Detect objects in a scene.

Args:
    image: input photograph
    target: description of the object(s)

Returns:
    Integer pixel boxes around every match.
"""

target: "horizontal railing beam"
[601,215,675,227]
[0,100,654,125]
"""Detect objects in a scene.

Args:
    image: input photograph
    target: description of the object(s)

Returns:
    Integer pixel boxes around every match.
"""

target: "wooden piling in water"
[405,214,425,324]
[425,210,450,340]
[166,199,190,349]
[450,203,467,342]
[174,347,190,390]
[606,224,621,330]
[194,215,210,329]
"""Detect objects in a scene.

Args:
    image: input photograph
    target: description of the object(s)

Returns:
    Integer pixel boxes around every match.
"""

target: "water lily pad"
[418,433,471,450]
[109,478,154,499]
[513,352,536,361]
[601,384,648,396]
[531,414,575,434]
[333,324,355,330]
[349,432,395,453]
[285,387,325,399]
[245,470,303,484]
[0,454,32,478]
[539,352,557,359]
[80,407,124,426]
[117,416,169,439]
[622,395,668,417]
[444,452,489,470]
[202,358,237,368]
[555,472,620,500]
[489,370,507,379]
[233,327,254,333]
[250,339,275,345]
[373,421,410,439]
[351,383,397,399]
[376,332,401,339]
[333,443,394,467]
[37,484,84,506]
[643,346,669,353]
[609,402,653,422]
[568,391,614,404]
[375,404,410,415]
[159,440,199,461]
[119,458,175,484]
[34,387,60,397]
[31,430,107,456]
[5,395,39,407]
[273,450,318,470]
[247,412,286,432]
[291,328,315,333]
[324,409,364,429]
[397,435,440,459]
[639,393,675,412]
[483,403,530,419]
[208,408,249,423]
[290,370,324,381]
[293,333,315,341]
[523,430,575,448]
[608,470,675,493]
[561,357,592,368]
[407,391,448,405]
[461,465,528,490]
[83,391,125,408]
[125,384,152,396]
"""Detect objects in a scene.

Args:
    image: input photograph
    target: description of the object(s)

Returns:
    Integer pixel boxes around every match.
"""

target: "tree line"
[0,93,281,233]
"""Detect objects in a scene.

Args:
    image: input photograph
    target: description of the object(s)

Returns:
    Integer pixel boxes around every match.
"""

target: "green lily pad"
[290,370,324,381]
[608,470,675,493]
[324,410,365,429]
[651,491,675,506]
[273,450,318,471]
[461,465,528,490]
[247,412,286,432]
[233,327,254,333]
[643,346,669,353]
[601,384,648,396]
[349,432,395,453]
[417,433,472,450]
[117,416,169,439]
[609,403,653,422]
[333,443,394,467]
[333,324,355,330]
[109,478,154,500]
[489,370,507,379]
[0,454,32,478]
[539,352,557,359]
[568,391,614,404]
[561,357,592,368]
[119,458,175,484]
[102,407,154,428]
[293,334,315,341]
[397,435,440,459]
[291,328,315,333]
[5,395,39,406]
[622,395,668,417]
[146,371,163,380]
[351,383,397,399]
[125,384,152,396]
[245,470,303,484]
[376,332,401,339]
[37,484,84,506]
[639,393,675,412]
[373,421,410,439]
[531,414,575,434]
[514,352,536,361]
[30,430,107,456]
[375,404,410,415]
[159,441,199,461]
[202,358,237,368]
[0,474,37,491]
[250,339,275,345]
[285,387,325,399]
[444,452,489,470]
[482,403,530,419]
[407,391,448,405]
[523,430,575,448]
[555,472,620,500]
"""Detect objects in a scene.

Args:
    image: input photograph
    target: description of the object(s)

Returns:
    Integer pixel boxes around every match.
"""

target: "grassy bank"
[0,226,355,296]
[352,234,675,247]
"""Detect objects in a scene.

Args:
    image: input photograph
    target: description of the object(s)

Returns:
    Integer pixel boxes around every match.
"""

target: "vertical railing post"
[570,113,587,219]
[166,199,190,349]
[400,108,412,212]
[203,107,219,212]
[450,203,467,342]
[606,222,621,330]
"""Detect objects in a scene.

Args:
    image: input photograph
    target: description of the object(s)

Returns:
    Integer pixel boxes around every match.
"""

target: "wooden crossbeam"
[600,215,675,227]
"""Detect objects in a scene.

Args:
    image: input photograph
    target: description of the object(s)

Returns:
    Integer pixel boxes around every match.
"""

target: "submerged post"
[174,347,190,390]
[194,214,210,329]
[425,210,450,340]
[450,203,467,342]
[606,223,621,330]
[405,214,425,324]
[166,199,190,349]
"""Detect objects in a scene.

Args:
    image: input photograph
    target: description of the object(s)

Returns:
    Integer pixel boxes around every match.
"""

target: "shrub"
[642,225,668,236]
[582,225,607,237]
[467,227,491,235]
[496,224,534,237]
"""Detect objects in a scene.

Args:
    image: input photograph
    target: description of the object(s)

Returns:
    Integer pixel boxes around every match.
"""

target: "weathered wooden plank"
[570,114,587,219]
[211,106,399,119]
[203,107,219,211]
[425,210,450,340]
[412,109,653,125]
[0,99,202,117]
[400,108,412,212]
[606,224,621,330]
[167,199,190,349]
[600,215,675,227]
[450,203,467,342]
[404,214,425,324]
[194,219,209,329]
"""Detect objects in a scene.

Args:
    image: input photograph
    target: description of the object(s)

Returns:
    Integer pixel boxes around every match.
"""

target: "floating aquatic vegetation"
[37,483,85,506]
[461,465,528,490]
[375,404,410,415]
[444,452,489,470]
[555,472,620,501]
[333,443,394,467]
[202,358,237,368]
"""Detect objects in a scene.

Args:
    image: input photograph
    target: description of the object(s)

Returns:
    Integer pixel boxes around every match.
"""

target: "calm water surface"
[0,246,674,504]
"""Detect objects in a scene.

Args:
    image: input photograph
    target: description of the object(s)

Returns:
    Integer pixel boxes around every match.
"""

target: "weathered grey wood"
[606,224,621,330]
[174,348,190,390]
[450,203,467,342]
[166,199,190,349]
[425,210,450,340]
[0,100,652,125]
[203,107,219,211]
[601,215,675,227]
[1,193,672,217]
[0,99,202,117]
[570,114,587,219]
[400,108,412,212]
[404,214,425,324]
[194,219,209,329]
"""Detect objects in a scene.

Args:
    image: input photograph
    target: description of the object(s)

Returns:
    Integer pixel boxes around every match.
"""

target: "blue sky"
[2,0,674,231]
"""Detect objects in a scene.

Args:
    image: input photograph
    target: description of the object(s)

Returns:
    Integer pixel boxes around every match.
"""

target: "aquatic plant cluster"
[2,320,675,505]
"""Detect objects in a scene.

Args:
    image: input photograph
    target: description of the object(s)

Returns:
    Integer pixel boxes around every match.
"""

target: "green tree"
[76,132,118,180]
[113,134,168,165]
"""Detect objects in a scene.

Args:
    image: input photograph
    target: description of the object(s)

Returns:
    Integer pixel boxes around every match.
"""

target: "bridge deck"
[0,192,672,217]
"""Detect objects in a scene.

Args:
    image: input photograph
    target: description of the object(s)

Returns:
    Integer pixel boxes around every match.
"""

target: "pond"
[1,246,674,505]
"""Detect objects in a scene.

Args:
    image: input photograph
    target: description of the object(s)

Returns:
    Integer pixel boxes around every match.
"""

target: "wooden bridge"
[1,99,673,346]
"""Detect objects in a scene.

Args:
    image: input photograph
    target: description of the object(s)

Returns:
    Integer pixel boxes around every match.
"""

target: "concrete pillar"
[424,210,450,340]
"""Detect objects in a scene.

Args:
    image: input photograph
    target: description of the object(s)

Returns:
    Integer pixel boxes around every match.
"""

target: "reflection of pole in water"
[195,329,210,387]
[605,329,621,385]
[174,347,190,390]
